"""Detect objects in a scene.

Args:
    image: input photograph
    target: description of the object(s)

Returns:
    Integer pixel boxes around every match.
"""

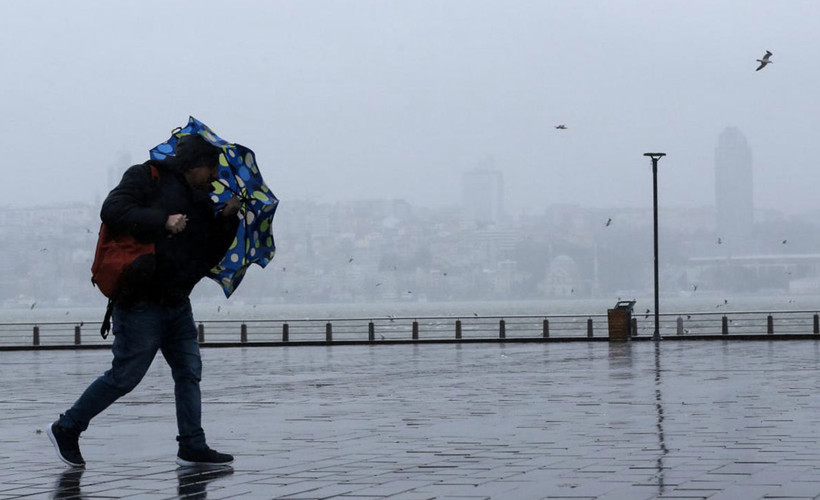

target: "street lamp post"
[644,153,666,341]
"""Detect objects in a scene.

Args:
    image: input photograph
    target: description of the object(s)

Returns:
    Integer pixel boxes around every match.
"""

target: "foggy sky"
[2,0,819,214]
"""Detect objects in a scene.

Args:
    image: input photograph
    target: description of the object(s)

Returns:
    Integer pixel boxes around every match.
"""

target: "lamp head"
[644,152,666,160]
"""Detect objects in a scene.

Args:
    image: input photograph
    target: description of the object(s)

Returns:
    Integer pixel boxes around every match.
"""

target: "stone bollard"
[499,319,506,339]
[815,314,819,335]
[74,325,81,345]
[241,323,248,343]
[543,318,549,338]
[412,321,419,340]
[767,315,774,335]
[368,322,375,342]
[326,322,332,343]
[198,323,205,343]
[33,326,40,346]
[455,320,462,340]
[722,316,728,335]
[587,318,593,338]
[282,323,289,342]
[677,316,684,335]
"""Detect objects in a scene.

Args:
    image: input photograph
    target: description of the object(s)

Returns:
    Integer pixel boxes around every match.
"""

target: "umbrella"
[150,116,278,297]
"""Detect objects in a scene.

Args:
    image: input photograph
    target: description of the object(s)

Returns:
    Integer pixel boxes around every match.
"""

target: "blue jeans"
[59,300,207,450]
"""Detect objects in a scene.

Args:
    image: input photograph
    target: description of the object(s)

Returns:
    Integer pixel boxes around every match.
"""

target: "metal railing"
[2,309,820,349]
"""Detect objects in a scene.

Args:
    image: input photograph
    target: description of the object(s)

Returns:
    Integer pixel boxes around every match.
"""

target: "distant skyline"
[2,1,819,214]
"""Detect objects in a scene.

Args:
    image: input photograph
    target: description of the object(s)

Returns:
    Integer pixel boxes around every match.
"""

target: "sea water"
[2,293,818,325]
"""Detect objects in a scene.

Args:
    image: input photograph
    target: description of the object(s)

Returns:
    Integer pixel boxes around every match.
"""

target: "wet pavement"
[3,340,820,499]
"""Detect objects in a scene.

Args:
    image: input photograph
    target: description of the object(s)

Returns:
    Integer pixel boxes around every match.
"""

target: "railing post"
[368,322,375,342]
[412,321,419,340]
[33,326,40,346]
[815,314,819,335]
[677,316,684,335]
[587,318,593,338]
[74,325,81,345]
[767,315,774,335]
[326,322,332,343]
[542,318,549,338]
[282,323,289,342]
[455,320,462,340]
[631,318,638,337]
[241,323,248,343]
[499,319,506,339]
[722,316,728,335]
[198,323,205,343]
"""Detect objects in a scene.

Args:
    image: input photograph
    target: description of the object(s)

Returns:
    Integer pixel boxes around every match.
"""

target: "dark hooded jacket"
[100,160,238,305]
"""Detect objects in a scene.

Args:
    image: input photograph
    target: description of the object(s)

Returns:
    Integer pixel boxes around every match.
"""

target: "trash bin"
[607,300,636,341]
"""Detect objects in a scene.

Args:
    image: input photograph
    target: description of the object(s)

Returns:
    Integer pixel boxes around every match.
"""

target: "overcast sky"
[2,0,819,214]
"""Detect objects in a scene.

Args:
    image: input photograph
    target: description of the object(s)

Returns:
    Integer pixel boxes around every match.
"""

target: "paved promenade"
[3,340,820,499]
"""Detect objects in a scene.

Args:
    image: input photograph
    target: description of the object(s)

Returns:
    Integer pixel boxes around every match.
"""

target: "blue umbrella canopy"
[150,116,278,297]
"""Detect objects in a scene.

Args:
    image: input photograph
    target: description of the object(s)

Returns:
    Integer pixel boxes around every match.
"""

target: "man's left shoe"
[176,446,234,467]
[47,421,85,467]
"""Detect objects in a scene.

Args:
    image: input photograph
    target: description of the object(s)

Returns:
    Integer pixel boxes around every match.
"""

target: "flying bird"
[555,124,568,130]
[782,239,787,244]
[755,50,773,71]
[605,218,612,227]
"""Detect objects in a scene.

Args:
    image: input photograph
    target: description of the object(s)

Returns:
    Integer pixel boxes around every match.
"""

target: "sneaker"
[176,445,233,467]
[47,422,85,467]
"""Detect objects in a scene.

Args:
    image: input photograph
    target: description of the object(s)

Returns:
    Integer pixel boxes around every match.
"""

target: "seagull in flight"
[555,124,568,130]
[755,50,773,71]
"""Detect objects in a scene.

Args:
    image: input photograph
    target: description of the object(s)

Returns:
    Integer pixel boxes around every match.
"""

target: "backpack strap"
[100,299,114,339]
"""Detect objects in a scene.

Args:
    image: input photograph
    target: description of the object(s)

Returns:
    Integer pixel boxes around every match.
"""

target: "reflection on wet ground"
[51,468,83,499]
[177,466,234,499]
[4,341,820,499]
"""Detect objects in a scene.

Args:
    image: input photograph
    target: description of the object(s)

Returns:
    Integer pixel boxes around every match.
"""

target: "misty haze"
[2,1,820,316]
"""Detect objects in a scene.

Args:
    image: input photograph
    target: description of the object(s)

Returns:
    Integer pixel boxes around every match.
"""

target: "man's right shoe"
[47,422,85,467]
[176,445,234,467]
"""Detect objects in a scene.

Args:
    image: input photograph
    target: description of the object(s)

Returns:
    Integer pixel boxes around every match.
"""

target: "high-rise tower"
[715,127,753,246]
[462,161,504,226]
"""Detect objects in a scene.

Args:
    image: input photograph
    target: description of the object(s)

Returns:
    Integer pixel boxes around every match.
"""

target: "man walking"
[48,134,239,467]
